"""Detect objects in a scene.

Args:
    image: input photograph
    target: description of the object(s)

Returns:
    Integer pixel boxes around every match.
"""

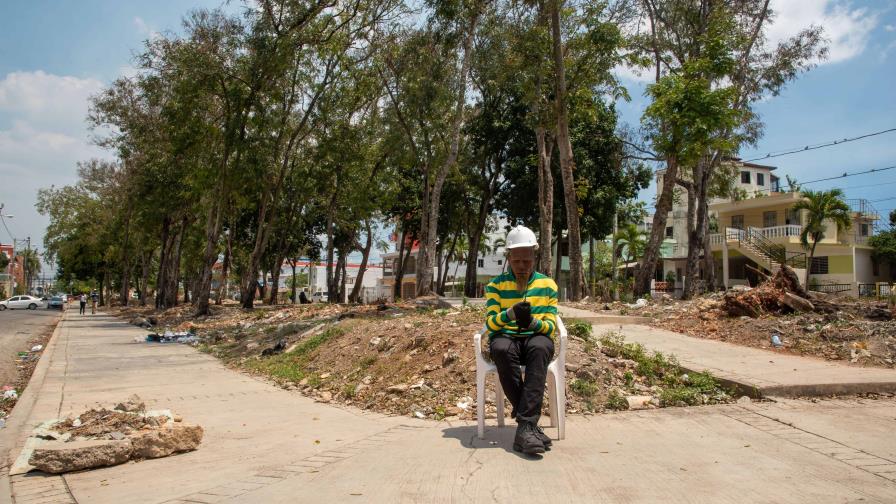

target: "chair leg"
[546,369,558,429]
[477,368,486,439]
[496,378,505,427]
[557,372,566,440]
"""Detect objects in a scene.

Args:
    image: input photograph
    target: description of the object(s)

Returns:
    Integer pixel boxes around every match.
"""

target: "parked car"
[0,295,44,310]
[311,291,329,302]
[47,296,65,310]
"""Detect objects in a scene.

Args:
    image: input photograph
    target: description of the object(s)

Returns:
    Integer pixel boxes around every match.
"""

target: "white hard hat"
[506,225,538,249]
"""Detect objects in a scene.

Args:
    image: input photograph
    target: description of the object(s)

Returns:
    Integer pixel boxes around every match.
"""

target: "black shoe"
[534,424,552,450]
[512,422,545,455]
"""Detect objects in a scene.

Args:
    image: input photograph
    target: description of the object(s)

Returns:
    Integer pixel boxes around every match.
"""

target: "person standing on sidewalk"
[484,225,559,456]
[90,290,98,314]
[79,293,87,315]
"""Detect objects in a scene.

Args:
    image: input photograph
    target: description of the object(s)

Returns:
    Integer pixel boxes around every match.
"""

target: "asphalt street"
[0,307,61,386]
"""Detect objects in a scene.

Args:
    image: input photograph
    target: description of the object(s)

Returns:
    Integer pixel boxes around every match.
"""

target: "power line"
[840,179,896,191]
[871,196,896,203]
[744,127,896,163]
[784,165,896,190]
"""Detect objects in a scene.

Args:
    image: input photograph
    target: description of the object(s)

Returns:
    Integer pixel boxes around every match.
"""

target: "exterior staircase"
[728,228,808,285]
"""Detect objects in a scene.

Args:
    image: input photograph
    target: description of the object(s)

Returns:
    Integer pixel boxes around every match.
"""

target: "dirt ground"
[567,293,896,368]
[114,301,732,420]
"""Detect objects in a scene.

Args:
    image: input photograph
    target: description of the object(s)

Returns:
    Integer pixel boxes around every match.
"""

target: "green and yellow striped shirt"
[485,271,558,340]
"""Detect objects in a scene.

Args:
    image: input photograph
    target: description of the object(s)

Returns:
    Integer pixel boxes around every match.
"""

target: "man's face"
[508,247,535,281]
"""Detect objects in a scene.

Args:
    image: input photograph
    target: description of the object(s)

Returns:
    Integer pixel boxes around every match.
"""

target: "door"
[731,215,744,230]
[9,296,23,308]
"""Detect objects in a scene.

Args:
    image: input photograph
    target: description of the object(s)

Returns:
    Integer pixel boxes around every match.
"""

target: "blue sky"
[1,0,895,270]
[616,0,896,222]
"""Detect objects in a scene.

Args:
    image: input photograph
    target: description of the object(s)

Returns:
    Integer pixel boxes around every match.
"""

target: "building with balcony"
[655,159,892,294]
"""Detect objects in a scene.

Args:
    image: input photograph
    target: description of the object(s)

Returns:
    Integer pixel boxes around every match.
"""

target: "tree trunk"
[554,230,562,285]
[349,221,373,303]
[195,193,224,315]
[588,236,595,294]
[139,248,150,307]
[216,229,231,305]
[324,193,337,303]
[268,257,283,305]
[394,226,408,300]
[416,10,479,296]
[536,132,555,277]
[681,177,698,299]
[289,259,297,304]
[119,204,132,306]
[550,0,584,301]
[636,158,679,295]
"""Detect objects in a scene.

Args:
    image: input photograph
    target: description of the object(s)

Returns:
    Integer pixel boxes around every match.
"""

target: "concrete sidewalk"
[3,311,896,503]
[613,324,896,397]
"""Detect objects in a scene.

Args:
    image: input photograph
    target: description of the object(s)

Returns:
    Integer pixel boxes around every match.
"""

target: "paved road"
[0,307,61,386]
[4,312,896,503]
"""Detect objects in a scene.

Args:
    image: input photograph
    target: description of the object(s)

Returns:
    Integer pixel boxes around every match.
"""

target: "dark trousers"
[489,334,554,425]
[79,302,86,315]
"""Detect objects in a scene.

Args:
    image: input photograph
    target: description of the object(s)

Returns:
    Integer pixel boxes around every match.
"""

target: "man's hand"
[513,302,532,329]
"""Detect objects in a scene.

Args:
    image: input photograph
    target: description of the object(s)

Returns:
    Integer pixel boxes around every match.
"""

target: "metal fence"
[808,283,853,294]
[858,283,893,298]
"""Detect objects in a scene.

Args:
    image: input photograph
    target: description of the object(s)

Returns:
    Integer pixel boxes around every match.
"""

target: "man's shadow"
[441,424,546,461]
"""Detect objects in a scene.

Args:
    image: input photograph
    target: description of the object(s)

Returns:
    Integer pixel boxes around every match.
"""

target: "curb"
[0,311,67,503]
[576,315,653,325]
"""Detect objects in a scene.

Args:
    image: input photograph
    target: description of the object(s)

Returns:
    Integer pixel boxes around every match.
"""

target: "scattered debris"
[19,396,202,474]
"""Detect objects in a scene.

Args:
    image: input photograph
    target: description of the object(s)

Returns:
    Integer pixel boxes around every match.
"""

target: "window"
[665,226,673,238]
[740,171,751,184]
[763,211,777,228]
[731,215,744,230]
[477,258,484,267]
[786,209,800,225]
[861,223,869,236]
[496,259,502,265]
[756,173,765,186]
[810,256,829,275]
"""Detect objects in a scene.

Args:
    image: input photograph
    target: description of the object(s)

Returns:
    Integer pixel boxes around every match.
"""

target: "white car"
[311,291,329,302]
[0,295,44,310]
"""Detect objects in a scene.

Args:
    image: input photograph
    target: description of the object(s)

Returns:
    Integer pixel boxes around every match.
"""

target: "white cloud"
[0,71,108,256]
[885,24,895,32]
[133,16,161,41]
[613,63,654,84]
[0,71,103,136]
[767,0,878,64]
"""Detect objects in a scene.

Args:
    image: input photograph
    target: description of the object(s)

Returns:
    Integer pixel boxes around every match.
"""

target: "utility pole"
[25,236,31,294]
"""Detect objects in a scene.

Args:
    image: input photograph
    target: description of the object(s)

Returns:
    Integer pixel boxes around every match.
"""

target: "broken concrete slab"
[29,439,132,474]
[130,424,203,459]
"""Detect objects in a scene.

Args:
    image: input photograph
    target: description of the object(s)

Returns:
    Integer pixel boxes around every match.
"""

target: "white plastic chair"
[474,316,567,440]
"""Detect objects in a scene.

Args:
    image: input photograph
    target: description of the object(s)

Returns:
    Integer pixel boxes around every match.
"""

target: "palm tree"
[792,189,852,284]
[614,224,646,278]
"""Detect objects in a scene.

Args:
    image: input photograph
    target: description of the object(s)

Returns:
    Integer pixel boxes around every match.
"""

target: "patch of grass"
[244,326,345,384]
[605,390,629,411]
[342,383,357,398]
[253,309,266,320]
[600,331,731,407]
[570,377,599,397]
[568,320,593,341]
[359,355,377,369]
[659,386,701,407]
[623,371,634,388]
[433,406,447,420]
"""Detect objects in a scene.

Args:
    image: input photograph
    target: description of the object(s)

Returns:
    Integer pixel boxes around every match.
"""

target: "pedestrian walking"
[79,293,87,315]
[90,290,98,314]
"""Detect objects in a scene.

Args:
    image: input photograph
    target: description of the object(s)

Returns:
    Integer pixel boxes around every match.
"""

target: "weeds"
[359,355,377,369]
[570,377,599,397]
[605,390,629,411]
[245,326,345,385]
[568,320,593,341]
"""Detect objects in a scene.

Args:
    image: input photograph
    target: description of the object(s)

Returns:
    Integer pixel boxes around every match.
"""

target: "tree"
[614,223,646,276]
[632,0,826,297]
[792,189,852,284]
[0,252,8,271]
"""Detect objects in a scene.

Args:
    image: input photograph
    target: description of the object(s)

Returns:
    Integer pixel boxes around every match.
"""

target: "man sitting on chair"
[484,225,559,455]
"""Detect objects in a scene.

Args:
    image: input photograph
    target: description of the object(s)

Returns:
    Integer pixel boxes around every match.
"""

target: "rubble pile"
[25,395,203,474]
[115,302,730,420]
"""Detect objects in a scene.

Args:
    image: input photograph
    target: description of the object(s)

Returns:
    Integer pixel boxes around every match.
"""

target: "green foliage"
[570,377,599,397]
[664,270,677,284]
[568,320,593,341]
[605,389,629,411]
[869,231,896,266]
[245,326,344,384]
